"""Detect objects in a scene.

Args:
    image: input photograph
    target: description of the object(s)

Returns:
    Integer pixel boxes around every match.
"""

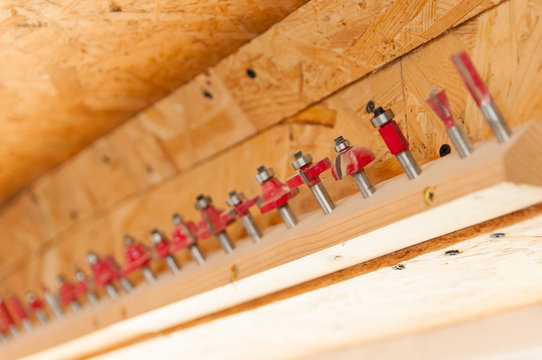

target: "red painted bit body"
[123,242,152,275]
[59,281,79,307]
[378,122,409,155]
[171,221,199,252]
[258,177,299,214]
[196,204,235,240]
[91,257,122,288]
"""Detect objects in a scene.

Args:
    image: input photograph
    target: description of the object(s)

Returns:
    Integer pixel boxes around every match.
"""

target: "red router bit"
[286,151,335,215]
[331,136,376,198]
[195,195,236,254]
[369,106,421,180]
[0,296,19,338]
[8,296,33,332]
[26,292,48,325]
[150,229,180,274]
[227,191,262,242]
[426,87,472,158]
[255,166,299,229]
[42,285,63,320]
[451,50,511,143]
[123,235,156,285]
[75,268,98,306]
[171,213,206,265]
[87,251,133,299]
[57,275,81,313]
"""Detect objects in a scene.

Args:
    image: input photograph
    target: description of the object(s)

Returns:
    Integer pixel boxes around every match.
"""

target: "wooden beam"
[2,120,542,359]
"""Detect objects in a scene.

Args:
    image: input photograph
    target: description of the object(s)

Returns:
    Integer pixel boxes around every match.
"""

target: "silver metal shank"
[217,231,235,254]
[480,100,512,143]
[310,181,335,214]
[105,284,118,299]
[241,213,262,242]
[395,150,422,180]
[277,203,298,229]
[189,244,206,265]
[446,125,472,159]
[119,277,134,293]
[351,169,376,198]
[165,255,180,274]
[142,266,156,284]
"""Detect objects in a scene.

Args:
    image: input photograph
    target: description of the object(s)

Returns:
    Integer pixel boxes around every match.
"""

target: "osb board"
[1,0,542,302]
[88,212,542,360]
[0,0,308,203]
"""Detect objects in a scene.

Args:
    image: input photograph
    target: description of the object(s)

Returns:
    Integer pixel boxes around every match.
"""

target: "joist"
[2,120,542,359]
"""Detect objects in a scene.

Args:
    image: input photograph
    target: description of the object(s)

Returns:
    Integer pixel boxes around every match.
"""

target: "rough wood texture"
[0,0,308,203]
[2,120,542,359]
[1,0,541,300]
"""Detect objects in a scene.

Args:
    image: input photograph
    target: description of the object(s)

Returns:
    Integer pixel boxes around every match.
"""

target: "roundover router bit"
[26,292,48,325]
[451,50,511,143]
[171,214,206,265]
[370,106,422,180]
[286,151,335,215]
[57,275,81,313]
[75,269,99,306]
[227,191,262,243]
[122,235,156,285]
[255,166,299,229]
[425,87,472,159]
[8,296,33,333]
[150,229,180,274]
[331,136,376,198]
[195,195,236,254]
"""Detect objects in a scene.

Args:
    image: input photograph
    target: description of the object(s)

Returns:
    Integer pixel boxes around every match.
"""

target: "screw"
[366,100,375,114]
[392,264,405,270]
[246,69,256,78]
[423,187,435,205]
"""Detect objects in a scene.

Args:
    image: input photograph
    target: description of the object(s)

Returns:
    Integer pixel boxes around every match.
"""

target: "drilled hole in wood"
[203,91,213,99]
[246,68,257,78]
[490,232,506,238]
[439,144,451,157]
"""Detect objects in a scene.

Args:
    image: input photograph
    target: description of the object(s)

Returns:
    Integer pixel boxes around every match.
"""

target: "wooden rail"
[2,120,542,359]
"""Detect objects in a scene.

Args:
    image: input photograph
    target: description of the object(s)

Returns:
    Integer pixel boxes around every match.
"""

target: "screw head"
[366,101,375,114]
[439,144,452,157]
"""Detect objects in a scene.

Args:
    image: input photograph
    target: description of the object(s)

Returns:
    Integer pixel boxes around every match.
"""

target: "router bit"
[150,229,180,274]
[369,106,421,180]
[331,136,376,198]
[425,87,472,158]
[227,191,262,242]
[172,213,206,265]
[57,275,81,313]
[0,296,19,338]
[8,296,33,332]
[26,292,48,325]
[195,195,236,254]
[451,50,511,143]
[256,166,299,229]
[87,251,133,298]
[286,151,335,215]
[75,269,99,306]
[122,235,156,285]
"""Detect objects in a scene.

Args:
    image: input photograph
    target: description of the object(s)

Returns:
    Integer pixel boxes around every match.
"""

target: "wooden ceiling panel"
[0,0,308,203]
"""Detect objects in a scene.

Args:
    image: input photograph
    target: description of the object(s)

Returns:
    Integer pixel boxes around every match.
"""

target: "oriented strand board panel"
[0,0,308,203]
[1,0,541,299]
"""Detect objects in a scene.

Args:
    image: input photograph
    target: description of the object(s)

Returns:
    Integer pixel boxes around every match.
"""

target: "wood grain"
[0,0,308,203]
[2,120,542,359]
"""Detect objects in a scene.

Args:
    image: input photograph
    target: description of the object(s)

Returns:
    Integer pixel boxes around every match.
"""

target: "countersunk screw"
[392,264,405,270]
[490,233,505,238]
[445,250,461,256]
[423,187,435,205]
[366,100,375,114]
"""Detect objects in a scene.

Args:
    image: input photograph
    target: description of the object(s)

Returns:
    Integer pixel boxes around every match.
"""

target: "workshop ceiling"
[0,0,307,204]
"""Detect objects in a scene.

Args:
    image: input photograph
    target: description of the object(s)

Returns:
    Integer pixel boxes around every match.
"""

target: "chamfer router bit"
[425,87,472,158]
[172,213,206,265]
[369,106,421,180]
[123,235,156,285]
[150,229,180,274]
[227,190,262,243]
[286,151,335,215]
[451,50,511,143]
[256,166,299,229]
[26,292,48,325]
[331,136,376,198]
[75,268,99,306]
[195,195,236,254]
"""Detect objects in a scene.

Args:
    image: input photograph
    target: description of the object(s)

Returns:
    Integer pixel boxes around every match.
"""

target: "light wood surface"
[2,120,542,359]
[0,0,308,203]
[1,0,541,304]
